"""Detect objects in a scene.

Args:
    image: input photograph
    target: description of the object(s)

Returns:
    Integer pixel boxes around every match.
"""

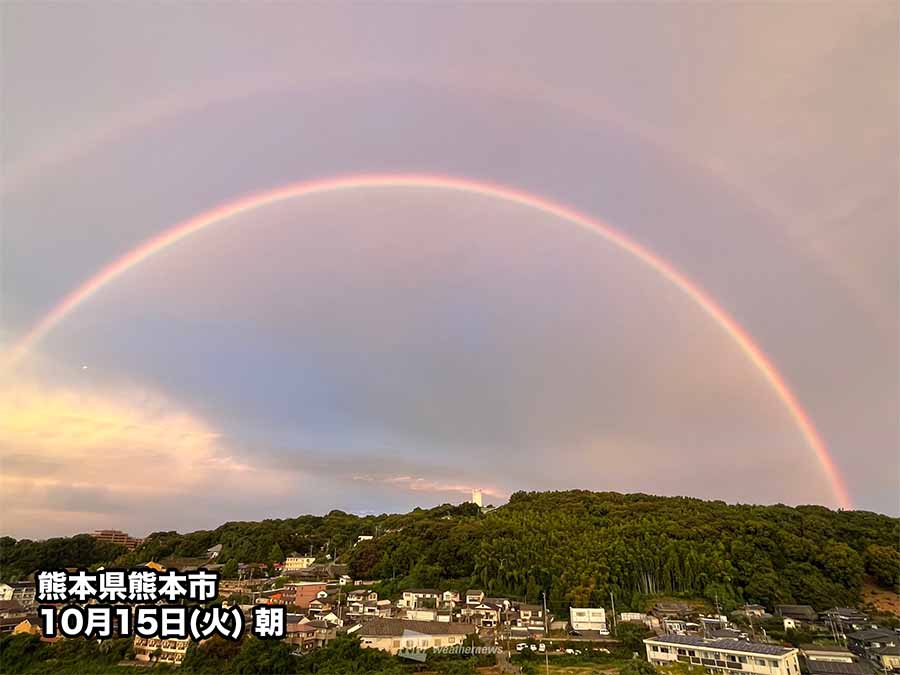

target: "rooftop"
[806,662,872,675]
[358,618,476,638]
[646,634,795,656]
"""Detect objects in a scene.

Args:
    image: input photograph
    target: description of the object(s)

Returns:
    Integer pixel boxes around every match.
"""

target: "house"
[133,637,191,664]
[11,616,41,637]
[0,585,12,602]
[653,602,692,619]
[805,662,873,675]
[847,630,897,659]
[511,604,546,633]
[306,619,338,648]
[873,645,900,672]
[5,582,35,608]
[441,590,461,607]
[665,619,688,634]
[775,605,818,623]
[406,607,438,622]
[400,589,440,609]
[347,589,378,603]
[740,605,767,618]
[620,612,660,630]
[357,618,475,655]
[800,645,856,664]
[465,589,485,605]
[461,602,502,628]
[283,555,317,573]
[824,609,868,624]
[0,600,27,619]
[206,544,223,559]
[645,634,801,675]
[338,575,353,586]
[285,622,318,652]
[570,607,608,633]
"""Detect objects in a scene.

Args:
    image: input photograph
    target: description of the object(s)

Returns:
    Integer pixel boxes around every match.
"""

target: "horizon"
[2,3,897,540]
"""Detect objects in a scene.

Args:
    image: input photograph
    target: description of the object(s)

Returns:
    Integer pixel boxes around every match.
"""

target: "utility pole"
[610,590,618,636]
[542,591,550,675]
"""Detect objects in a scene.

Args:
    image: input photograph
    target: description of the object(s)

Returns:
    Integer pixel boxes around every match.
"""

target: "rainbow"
[3,173,852,509]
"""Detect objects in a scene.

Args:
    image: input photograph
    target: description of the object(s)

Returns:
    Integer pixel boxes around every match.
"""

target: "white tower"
[471,488,483,507]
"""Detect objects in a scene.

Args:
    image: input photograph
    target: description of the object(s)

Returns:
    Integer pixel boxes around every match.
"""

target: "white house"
[570,607,608,633]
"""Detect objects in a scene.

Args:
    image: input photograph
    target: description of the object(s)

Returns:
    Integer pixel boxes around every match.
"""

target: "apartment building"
[645,635,801,675]
[133,637,191,665]
[91,529,144,551]
[283,555,317,572]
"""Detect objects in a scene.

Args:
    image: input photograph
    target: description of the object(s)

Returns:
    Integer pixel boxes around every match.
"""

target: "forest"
[2,491,897,612]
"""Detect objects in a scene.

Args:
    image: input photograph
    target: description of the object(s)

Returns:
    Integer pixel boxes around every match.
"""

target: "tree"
[621,658,658,675]
[616,623,655,656]
[865,544,900,590]
[222,558,239,579]
[268,543,284,565]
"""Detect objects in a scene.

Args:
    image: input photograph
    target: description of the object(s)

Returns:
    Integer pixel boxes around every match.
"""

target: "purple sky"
[1,3,897,538]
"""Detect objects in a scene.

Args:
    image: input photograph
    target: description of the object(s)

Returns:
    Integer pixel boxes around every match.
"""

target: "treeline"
[1,492,897,611]
[0,535,126,583]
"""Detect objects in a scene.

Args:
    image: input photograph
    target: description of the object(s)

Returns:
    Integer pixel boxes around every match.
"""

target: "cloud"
[0,368,290,538]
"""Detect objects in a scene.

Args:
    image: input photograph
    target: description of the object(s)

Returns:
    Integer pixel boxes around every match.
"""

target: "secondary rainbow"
[3,173,853,509]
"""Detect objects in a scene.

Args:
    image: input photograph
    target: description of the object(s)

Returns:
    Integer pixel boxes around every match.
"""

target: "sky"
[1,3,897,539]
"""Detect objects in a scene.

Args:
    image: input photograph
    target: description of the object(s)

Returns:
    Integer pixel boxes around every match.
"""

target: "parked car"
[516,643,528,652]
[538,643,546,653]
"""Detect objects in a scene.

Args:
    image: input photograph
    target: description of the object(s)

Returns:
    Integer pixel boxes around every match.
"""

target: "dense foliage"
[2,491,896,612]
[0,534,126,583]
[0,634,136,674]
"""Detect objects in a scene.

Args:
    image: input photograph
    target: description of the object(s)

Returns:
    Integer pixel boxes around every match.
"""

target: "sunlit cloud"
[0,367,289,538]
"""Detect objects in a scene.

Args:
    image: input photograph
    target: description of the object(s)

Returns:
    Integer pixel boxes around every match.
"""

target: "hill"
[2,491,897,612]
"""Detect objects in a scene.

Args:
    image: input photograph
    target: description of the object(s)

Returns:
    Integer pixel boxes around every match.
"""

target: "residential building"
[347,589,378,603]
[461,601,501,628]
[570,607,608,633]
[801,645,856,663]
[775,605,818,624]
[401,589,440,609]
[406,608,438,622]
[283,555,317,573]
[90,529,144,551]
[357,618,476,655]
[0,600,27,619]
[285,622,318,652]
[805,662,873,675]
[441,590,461,607]
[645,634,801,675]
[6,582,35,608]
[11,616,41,637]
[465,589,485,605]
[873,646,900,672]
[283,582,328,609]
[847,630,897,659]
[133,637,191,665]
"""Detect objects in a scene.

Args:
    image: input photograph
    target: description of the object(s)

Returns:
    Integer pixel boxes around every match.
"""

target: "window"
[756,658,767,667]
[392,640,400,648]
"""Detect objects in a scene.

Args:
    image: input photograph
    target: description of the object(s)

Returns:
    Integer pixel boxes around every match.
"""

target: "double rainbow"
[3,173,852,509]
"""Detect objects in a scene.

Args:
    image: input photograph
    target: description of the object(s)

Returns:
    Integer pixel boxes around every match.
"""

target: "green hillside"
[2,491,897,611]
